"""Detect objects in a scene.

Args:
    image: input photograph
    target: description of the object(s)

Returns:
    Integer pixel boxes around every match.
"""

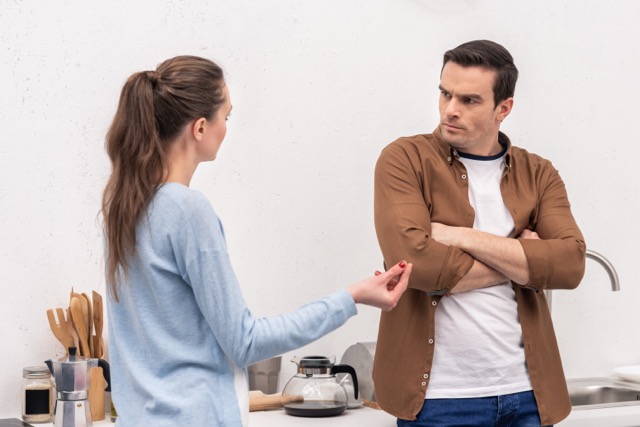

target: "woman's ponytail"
[102,71,165,300]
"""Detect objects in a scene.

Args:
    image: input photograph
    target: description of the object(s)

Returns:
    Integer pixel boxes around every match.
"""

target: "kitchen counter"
[37,407,396,426]
[250,405,640,427]
[31,403,640,426]
[249,406,396,426]
[558,405,640,427]
[32,407,394,427]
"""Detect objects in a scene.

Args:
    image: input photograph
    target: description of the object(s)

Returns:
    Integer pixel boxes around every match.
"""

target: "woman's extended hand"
[348,261,412,311]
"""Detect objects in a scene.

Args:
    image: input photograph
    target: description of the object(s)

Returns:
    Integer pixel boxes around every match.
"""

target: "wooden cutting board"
[249,390,303,411]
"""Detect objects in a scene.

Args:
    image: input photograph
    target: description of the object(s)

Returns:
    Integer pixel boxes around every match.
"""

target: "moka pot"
[45,347,111,427]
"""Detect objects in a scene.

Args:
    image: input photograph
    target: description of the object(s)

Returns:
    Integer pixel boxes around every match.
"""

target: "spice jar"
[22,366,54,423]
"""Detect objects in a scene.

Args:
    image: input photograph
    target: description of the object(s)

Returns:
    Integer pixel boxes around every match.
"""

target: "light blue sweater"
[107,183,357,426]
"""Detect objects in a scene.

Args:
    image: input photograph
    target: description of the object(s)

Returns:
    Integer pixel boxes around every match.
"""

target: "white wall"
[1,0,638,417]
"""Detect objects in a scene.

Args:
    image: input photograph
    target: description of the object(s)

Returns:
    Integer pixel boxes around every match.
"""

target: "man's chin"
[440,131,461,147]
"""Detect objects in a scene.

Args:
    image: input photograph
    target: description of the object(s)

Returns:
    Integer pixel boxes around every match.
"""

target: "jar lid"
[23,366,51,379]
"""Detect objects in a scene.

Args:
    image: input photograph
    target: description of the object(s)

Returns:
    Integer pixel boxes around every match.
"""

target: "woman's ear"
[191,117,207,142]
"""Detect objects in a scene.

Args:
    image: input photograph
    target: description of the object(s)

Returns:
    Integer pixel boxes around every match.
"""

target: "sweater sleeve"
[176,193,357,367]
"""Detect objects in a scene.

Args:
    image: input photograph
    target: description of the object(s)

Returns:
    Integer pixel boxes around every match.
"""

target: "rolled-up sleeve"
[518,165,586,290]
[374,142,474,294]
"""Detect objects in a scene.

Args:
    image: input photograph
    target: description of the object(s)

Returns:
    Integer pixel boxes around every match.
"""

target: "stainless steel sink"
[568,377,640,409]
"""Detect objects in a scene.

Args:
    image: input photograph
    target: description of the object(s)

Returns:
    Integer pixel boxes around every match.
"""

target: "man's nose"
[445,98,460,118]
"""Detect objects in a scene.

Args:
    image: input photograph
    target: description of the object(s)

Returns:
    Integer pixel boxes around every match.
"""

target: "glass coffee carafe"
[281,355,358,417]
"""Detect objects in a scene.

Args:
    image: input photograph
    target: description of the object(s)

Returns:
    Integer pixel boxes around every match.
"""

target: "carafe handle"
[332,364,358,400]
[98,359,111,392]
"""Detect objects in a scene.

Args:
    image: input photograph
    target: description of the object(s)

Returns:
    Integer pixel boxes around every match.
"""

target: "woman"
[101,55,411,426]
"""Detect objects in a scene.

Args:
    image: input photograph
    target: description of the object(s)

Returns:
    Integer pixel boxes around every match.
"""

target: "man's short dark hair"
[442,40,519,107]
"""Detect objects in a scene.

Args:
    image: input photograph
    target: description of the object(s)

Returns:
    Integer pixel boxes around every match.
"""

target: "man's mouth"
[442,122,462,131]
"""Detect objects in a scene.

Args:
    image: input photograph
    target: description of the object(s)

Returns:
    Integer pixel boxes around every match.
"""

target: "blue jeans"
[397,391,551,427]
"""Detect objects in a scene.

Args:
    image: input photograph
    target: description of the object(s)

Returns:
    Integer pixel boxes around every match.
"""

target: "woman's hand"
[348,261,412,311]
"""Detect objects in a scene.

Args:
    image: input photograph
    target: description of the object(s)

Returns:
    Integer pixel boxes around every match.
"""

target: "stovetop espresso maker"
[45,347,110,427]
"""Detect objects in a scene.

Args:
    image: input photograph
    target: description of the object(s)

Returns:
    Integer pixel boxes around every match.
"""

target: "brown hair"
[101,55,225,300]
[442,40,518,107]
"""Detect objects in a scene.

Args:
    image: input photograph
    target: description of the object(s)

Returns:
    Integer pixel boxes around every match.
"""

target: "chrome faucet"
[585,249,621,292]
[545,249,620,312]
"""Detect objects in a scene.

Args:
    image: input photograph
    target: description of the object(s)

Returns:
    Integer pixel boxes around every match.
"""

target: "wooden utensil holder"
[88,367,105,421]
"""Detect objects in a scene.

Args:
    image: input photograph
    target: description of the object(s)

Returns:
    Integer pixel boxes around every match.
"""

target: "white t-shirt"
[426,149,532,399]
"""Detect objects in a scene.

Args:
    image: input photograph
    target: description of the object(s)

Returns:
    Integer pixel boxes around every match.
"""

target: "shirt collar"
[433,126,513,171]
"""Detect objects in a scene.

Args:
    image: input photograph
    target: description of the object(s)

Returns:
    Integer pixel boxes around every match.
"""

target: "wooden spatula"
[92,291,104,358]
[66,307,80,349]
[81,293,93,357]
[46,308,74,352]
[70,296,90,356]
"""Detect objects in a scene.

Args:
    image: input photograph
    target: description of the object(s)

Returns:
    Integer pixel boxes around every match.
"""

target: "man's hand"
[518,229,540,240]
[430,223,464,247]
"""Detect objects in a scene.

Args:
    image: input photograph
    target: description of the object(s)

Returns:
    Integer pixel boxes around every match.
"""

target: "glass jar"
[22,366,54,423]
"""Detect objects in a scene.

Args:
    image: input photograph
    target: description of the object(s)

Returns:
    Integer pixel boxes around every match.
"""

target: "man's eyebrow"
[439,85,484,100]
[463,93,484,101]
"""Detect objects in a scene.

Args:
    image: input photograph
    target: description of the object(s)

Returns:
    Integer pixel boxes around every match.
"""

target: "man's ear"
[192,117,207,141]
[496,97,514,122]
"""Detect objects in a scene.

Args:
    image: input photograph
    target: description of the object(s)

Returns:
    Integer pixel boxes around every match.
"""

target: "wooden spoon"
[70,287,82,306]
[70,296,90,356]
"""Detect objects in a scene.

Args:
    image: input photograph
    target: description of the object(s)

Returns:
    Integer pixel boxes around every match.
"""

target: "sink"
[568,377,640,409]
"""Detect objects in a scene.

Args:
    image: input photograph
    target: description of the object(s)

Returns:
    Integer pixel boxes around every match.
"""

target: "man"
[372,40,586,426]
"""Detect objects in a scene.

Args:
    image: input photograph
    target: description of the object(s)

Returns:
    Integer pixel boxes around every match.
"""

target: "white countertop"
[558,405,640,427]
[250,405,640,427]
[33,407,395,427]
[31,403,640,426]
[249,406,396,426]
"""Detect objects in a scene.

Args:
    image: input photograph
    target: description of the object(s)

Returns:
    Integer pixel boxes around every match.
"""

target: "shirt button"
[423,374,429,379]
[447,156,452,162]
[432,301,437,306]
[428,338,434,345]
[421,382,427,387]
[461,174,467,180]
